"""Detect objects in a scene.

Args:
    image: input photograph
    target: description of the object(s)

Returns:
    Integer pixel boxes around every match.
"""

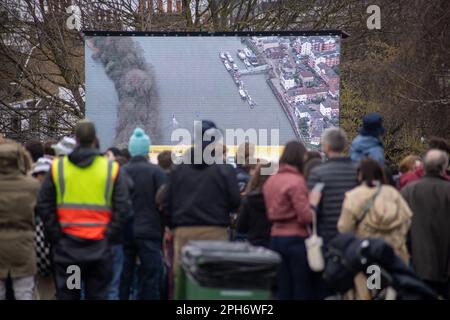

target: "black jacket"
[402,175,450,283]
[307,157,358,245]
[164,162,241,228]
[36,147,130,263]
[324,233,437,300]
[236,191,271,248]
[124,156,166,240]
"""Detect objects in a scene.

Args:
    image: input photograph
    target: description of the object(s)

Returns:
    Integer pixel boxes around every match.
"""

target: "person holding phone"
[307,128,358,246]
[263,141,323,300]
[307,128,358,299]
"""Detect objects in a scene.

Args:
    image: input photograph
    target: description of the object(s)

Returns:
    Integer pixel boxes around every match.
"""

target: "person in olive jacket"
[0,139,40,300]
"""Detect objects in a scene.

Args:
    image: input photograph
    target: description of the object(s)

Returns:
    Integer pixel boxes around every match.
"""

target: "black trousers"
[5,276,14,300]
[53,253,113,300]
[119,238,163,300]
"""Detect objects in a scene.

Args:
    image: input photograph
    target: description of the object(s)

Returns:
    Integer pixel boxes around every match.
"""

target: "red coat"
[399,169,422,190]
[263,164,312,237]
[400,166,450,190]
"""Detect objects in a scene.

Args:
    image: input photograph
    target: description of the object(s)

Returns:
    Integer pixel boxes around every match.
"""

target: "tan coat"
[0,141,40,278]
[338,184,413,299]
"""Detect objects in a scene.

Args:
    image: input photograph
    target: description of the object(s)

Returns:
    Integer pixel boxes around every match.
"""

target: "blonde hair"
[399,155,421,173]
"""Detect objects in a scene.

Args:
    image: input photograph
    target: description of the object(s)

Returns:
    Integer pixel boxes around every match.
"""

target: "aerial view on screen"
[85,35,340,149]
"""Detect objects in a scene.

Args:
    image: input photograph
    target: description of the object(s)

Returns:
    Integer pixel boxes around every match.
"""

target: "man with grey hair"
[423,149,449,176]
[308,128,358,244]
[322,127,348,153]
[307,127,358,298]
[402,149,450,299]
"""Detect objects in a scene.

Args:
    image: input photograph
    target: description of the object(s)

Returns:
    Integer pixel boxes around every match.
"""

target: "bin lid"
[181,241,281,290]
[181,240,281,265]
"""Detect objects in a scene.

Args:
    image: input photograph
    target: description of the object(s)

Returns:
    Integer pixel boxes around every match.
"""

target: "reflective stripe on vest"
[52,155,119,240]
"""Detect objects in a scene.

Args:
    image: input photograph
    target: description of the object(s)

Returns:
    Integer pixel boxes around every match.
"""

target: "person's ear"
[322,143,329,154]
[357,171,363,183]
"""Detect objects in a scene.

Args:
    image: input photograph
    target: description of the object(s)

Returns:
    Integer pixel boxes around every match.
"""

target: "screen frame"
[84,30,345,151]
[83,30,349,38]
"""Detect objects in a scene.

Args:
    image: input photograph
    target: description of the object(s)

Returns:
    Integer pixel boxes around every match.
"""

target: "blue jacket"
[350,134,385,164]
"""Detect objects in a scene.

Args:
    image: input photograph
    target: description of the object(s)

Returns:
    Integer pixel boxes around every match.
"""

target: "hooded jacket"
[36,147,130,264]
[338,184,412,263]
[164,148,241,228]
[0,141,40,278]
[350,134,385,164]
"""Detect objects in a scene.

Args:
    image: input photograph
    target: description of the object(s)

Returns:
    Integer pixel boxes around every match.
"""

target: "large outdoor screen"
[85,33,341,153]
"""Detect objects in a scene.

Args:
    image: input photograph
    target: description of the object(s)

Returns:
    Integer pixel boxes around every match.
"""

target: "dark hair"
[75,120,96,147]
[382,163,397,187]
[236,142,256,170]
[245,162,272,194]
[115,155,128,166]
[43,139,57,156]
[428,137,450,155]
[357,158,387,187]
[25,140,44,162]
[107,147,121,157]
[94,136,100,150]
[304,150,322,163]
[303,158,322,179]
[32,171,47,178]
[279,141,307,174]
[120,148,131,162]
[157,150,173,171]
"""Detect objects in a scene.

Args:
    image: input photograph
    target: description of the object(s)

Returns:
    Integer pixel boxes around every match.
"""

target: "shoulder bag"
[305,206,325,272]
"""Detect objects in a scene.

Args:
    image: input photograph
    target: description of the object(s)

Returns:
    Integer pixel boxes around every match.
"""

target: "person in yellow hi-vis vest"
[36,120,130,300]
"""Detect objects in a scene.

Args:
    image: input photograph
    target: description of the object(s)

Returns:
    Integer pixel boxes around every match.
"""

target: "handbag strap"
[355,184,382,227]
[309,206,318,236]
